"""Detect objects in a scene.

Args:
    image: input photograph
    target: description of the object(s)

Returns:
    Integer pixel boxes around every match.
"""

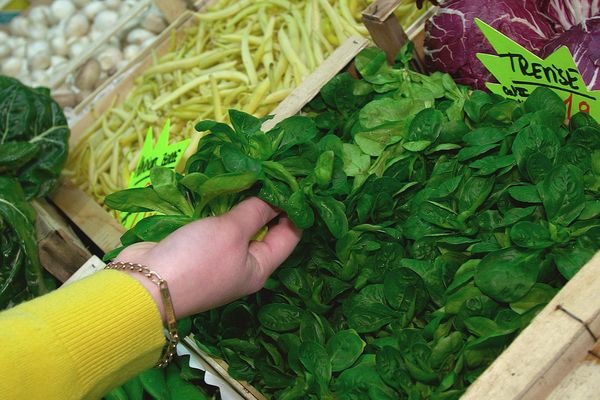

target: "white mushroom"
[50,36,69,57]
[89,30,103,42]
[28,6,51,28]
[2,58,24,77]
[75,58,101,91]
[52,87,78,108]
[0,44,10,59]
[10,38,27,58]
[126,28,154,45]
[93,10,119,32]
[27,41,52,71]
[32,70,49,85]
[50,55,68,67]
[97,46,122,72]
[83,2,105,20]
[69,41,86,60]
[122,44,140,61]
[105,0,122,11]
[28,26,48,41]
[65,14,90,39]
[141,11,166,34]
[50,1,77,24]
[9,16,29,37]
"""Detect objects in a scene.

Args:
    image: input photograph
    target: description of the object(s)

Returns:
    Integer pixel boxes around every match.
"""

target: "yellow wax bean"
[263,88,291,105]
[220,34,263,46]
[244,80,271,115]
[283,14,301,51]
[110,141,119,183]
[278,29,309,77]
[144,50,235,75]
[87,146,95,191]
[210,74,223,121]
[241,25,258,85]
[292,7,316,70]
[152,71,250,110]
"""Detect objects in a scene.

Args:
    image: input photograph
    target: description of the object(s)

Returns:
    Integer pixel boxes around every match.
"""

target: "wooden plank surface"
[362,0,401,21]
[50,182,124,254]
[152,0,189,23]
[34,199,92,282]
[463,251,600,400]
[546,361,600,399]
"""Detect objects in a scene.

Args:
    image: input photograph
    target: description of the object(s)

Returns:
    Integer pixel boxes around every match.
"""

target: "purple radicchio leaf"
[424,0,558,90]
[538,0,600,31]
[541,16,600,90]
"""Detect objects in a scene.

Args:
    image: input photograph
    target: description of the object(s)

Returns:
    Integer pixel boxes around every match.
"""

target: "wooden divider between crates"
[462,251,600,400]
[152,0,191,24]
[546,340,600,400]
[361,0,435,71]
[34,199,92,283]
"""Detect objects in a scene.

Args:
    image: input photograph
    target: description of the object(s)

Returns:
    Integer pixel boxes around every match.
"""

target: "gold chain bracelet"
[105,261,179,368]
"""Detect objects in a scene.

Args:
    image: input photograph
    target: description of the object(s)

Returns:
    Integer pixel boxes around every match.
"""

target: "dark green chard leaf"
[0,76,69,199]
[0,177,48,306]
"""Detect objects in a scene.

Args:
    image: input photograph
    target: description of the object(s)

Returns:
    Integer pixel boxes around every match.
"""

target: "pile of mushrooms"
[0,0,167,108]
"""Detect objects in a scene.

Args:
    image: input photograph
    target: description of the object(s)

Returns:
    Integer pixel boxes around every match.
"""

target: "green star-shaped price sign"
[476,18,599,121]
[120,119,191,229]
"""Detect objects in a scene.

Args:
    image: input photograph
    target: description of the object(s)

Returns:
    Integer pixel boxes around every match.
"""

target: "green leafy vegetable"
[104,47,599,399]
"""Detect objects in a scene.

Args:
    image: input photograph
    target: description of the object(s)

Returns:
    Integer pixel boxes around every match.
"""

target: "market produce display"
[0,76,69,308]
[424,0,600,90]
[105,46,600,398]
[65,0,429,209]
[0,0,168,108]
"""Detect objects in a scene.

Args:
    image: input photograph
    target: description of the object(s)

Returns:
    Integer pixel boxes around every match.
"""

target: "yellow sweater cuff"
[15,270,165,399]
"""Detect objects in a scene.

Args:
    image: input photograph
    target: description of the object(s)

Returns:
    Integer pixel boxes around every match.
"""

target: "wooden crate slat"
[34,199,92,283]
[50,182,124,254]
[152,0,189,23]
[462,252,600,400]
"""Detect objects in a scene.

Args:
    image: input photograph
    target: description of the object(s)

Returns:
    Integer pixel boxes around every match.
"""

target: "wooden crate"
[462,252,600,400]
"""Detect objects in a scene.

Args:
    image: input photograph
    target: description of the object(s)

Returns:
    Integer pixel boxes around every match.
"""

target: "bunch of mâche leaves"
[105,45,600,399]
[0,76,69,308]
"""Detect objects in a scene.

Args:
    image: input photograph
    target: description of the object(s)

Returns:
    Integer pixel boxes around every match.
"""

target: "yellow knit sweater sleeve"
[0,270,165,400]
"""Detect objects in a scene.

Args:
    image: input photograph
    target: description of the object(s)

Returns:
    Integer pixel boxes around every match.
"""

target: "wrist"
[122,269,166,323]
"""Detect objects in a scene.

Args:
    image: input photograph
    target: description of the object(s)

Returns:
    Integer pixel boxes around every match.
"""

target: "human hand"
[115,197,302,321]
